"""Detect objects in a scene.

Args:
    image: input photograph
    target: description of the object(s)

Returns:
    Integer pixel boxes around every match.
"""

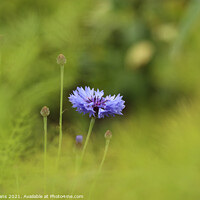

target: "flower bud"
[75,135,83,149]
[76,135,83,143]
[57,54,66,65]
[40,106,50,117]
[104,130,112,140]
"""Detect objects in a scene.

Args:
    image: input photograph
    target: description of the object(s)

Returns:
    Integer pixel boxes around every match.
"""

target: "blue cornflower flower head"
[68,86,125,118]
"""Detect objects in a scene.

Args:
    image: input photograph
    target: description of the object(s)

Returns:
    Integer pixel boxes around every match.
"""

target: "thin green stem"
[70,153,81,194]
[80,117,95,164]
[75,153,81,174]
[71,117,95,194]
[88,139,110,200]
[98,139,110,173]
[57,65,64,168]
[43,116,47,194]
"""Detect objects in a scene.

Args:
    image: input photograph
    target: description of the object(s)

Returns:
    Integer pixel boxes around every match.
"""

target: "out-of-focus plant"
[1,0,200,199]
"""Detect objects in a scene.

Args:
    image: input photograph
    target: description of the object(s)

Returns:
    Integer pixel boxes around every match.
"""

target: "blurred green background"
[1,0,200,199]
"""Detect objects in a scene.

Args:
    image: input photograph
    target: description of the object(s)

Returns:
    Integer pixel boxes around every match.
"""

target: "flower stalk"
[71,119,95,194]
[88,130,112,200]
[43,116,47,192]
[98,138,110,173]
[75,135,83,173]
[80,117,95,164]
[56,54,66,168]
[40,106,50,194]
[57,64,64,165]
